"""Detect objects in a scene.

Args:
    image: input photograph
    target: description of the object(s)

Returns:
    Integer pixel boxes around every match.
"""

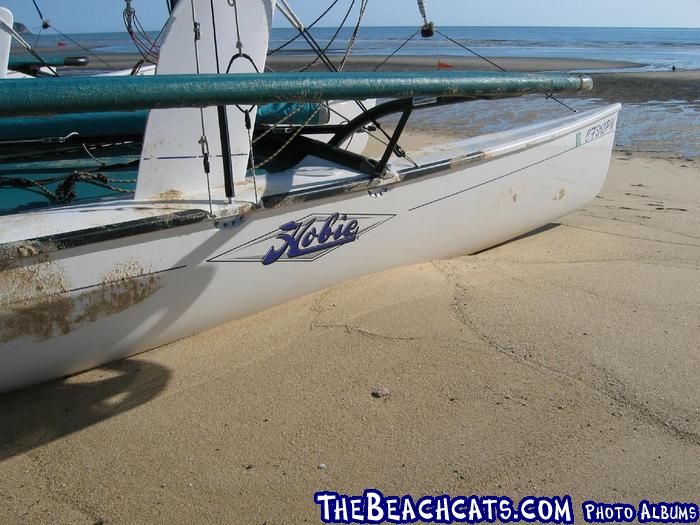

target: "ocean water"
[25,26,700,72]
[403,96,700,158]
[268,26,700,71]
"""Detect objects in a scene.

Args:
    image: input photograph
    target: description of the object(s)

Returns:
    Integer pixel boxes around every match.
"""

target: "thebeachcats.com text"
[313,490,699,524]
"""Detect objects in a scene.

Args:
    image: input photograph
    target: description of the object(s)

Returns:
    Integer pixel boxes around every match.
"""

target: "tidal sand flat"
[267,54,642,72]
[0,140,697,523]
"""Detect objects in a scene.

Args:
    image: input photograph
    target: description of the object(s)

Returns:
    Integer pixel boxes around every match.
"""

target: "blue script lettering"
[261,213,359,265]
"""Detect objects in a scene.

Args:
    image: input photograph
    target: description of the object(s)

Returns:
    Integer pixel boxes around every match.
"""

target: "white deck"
[0,105,619,246]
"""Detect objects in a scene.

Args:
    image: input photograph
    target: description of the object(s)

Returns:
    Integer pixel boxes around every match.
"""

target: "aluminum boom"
[0,71,593,118]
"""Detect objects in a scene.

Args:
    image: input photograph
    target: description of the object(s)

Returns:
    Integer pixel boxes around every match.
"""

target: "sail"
[0,8,13,78]
[135,0,277,201]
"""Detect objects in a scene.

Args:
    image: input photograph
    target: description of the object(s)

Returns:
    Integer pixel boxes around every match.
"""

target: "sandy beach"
[2,39,700,523]
[0,134,697,522]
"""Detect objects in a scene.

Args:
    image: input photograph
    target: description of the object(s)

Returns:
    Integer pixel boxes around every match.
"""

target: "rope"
[252,102,309,144]
[338,0,368,71]
[253,0,400,170]
[278,1,394,146]
[0,140,139,163]
[254,105,325,170]
[123,0,161,64]
[227,0,260,202]
[281,10,337,73]
[56,171,137,202]
[1,175,61,202]
[0,163,138,204]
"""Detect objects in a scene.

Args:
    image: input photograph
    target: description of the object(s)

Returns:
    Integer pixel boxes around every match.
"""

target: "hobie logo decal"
[262,213,359,265]
[209,213,395,265]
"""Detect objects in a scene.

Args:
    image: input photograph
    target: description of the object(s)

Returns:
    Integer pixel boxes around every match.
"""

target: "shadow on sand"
[472,223,561,255]
[0,358,170,461]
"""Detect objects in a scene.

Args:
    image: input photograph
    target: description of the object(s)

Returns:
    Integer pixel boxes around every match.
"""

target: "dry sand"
[0,133,698,523]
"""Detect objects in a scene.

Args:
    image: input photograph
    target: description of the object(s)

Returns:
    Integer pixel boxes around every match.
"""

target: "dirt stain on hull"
[0,258,162,345]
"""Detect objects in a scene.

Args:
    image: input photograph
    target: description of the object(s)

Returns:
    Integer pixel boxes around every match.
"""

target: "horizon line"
[51,24,700,35]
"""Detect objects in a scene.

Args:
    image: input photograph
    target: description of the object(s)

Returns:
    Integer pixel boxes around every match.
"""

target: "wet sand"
[267,54,643,73]
[587,70,700,106]
[0,138,697,522]
[20,50,641,74]
[268,54,700,106]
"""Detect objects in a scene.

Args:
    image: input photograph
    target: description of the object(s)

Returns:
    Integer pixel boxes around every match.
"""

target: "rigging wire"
[277,1,337,72]
[255,0,410,168]
[267,0,341,56]
[278,4,378,156]
[298,0,356,72]
[434,29,507,72]
[32,24,43,50]
[433,29,577,112]
[277,0,396,145]
[28,0,116,69]
[30,0,45,22]
[190,0,214,214]
[48,25,117,70]
[372,29,420,72]
[403,2,576,112]
[0,21,58,76]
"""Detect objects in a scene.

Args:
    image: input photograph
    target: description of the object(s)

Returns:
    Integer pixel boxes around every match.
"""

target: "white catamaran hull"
[0,105,618,392]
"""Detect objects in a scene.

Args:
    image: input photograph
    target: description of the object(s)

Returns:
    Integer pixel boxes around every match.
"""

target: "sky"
[4,0,699,33]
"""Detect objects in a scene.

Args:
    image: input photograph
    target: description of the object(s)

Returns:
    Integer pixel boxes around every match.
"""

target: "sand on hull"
[0,143,697,523]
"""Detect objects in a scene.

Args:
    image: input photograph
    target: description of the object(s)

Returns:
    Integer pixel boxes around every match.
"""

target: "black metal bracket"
[375,108,412,176]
